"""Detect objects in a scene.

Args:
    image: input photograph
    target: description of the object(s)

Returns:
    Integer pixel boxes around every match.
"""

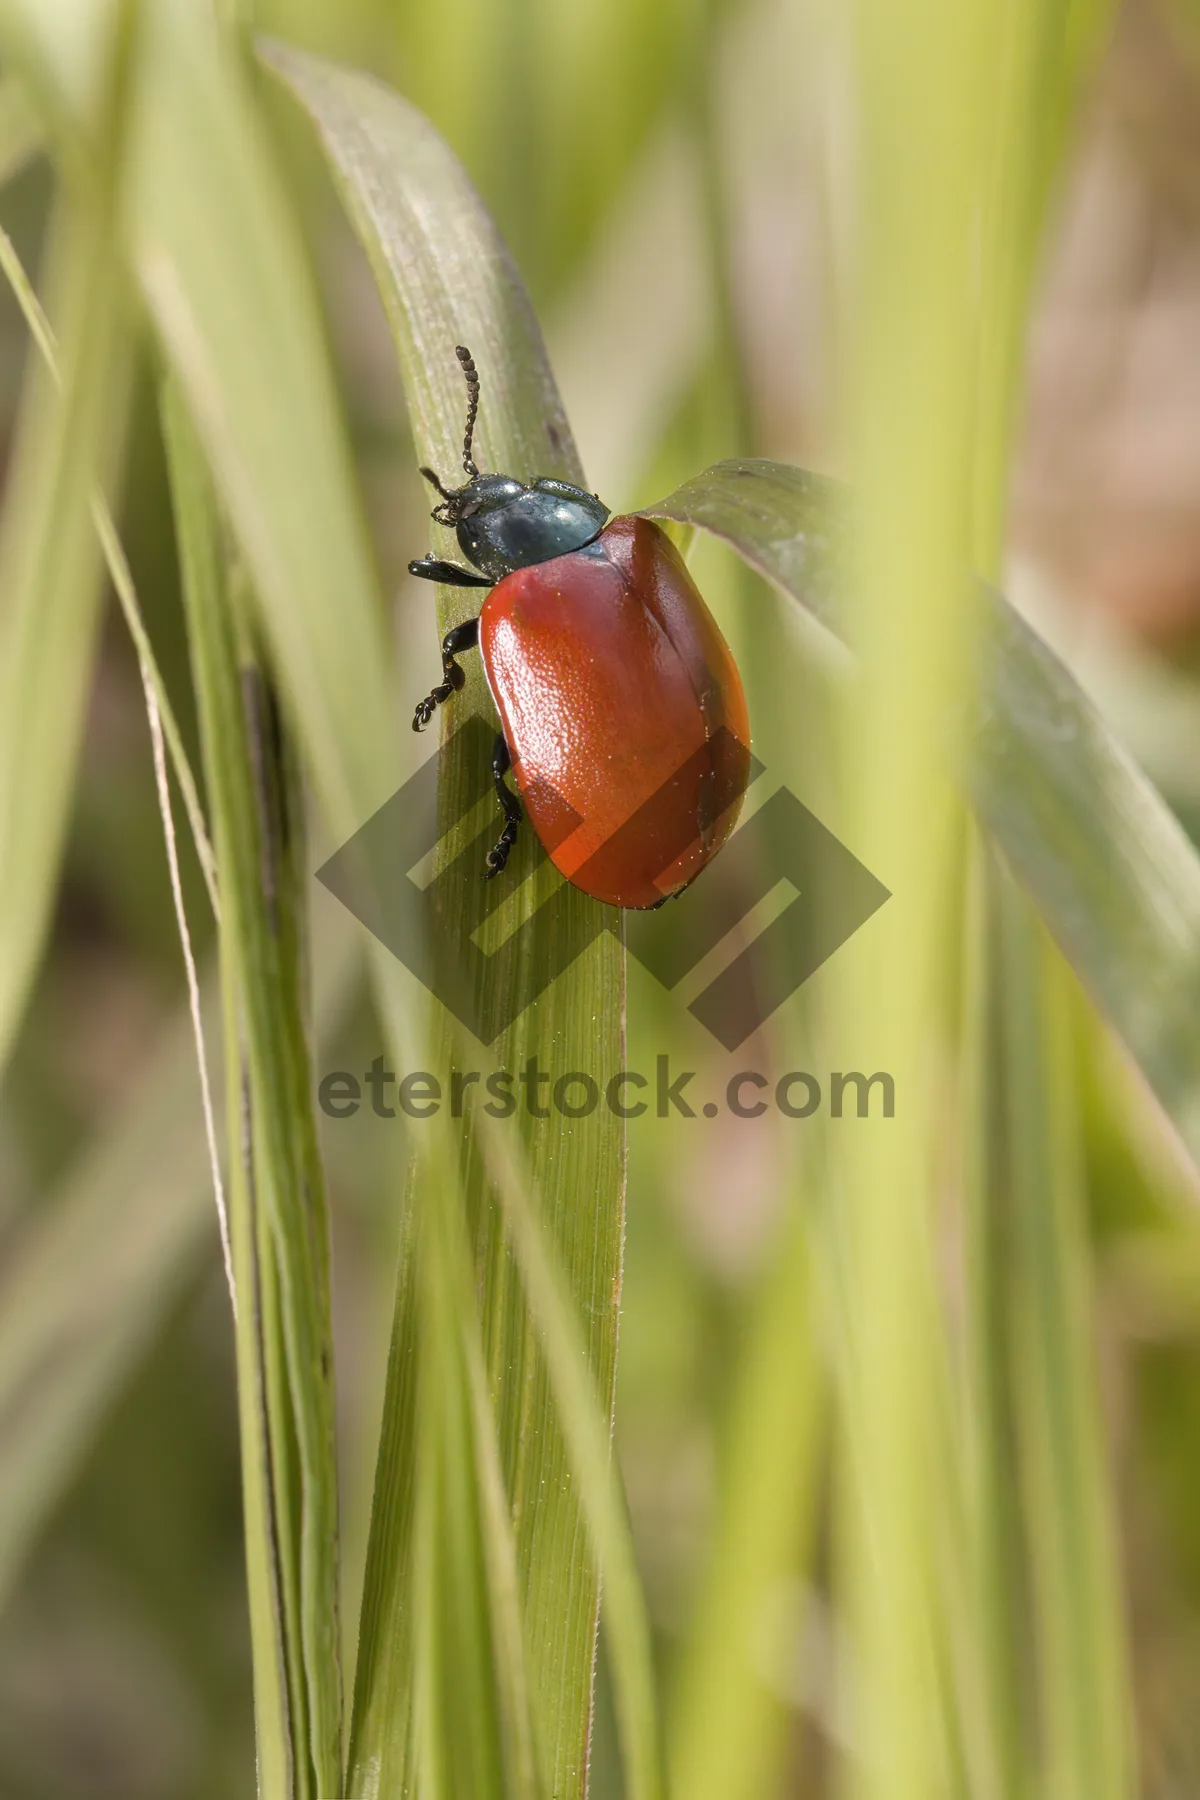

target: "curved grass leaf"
[259,41,645,1800]
[0,219,218,909]
[0,12,401,1785]
[121,0,398,844]
[642,457,1200,1172]
[0,0,400,843]
[0,138,131,1081]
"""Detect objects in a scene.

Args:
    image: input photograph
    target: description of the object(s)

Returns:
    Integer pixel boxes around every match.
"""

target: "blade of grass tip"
[0,71,41,186]
[164,380,343,1800]
[259,41,640,1800]
[994,867,1135,1800]
[0,39,134,1081]
[667,1205,824,1800]
[640,459,1200,1175]
[0,219,219,914]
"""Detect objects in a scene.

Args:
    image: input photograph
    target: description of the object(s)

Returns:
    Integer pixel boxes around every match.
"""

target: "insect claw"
[484,820,518,879]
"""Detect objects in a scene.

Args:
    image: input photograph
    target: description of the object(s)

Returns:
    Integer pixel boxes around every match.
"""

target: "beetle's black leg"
[649,875,696,910]
[412,617,480,732]
[409,555,493,589]
[485,733,521,880]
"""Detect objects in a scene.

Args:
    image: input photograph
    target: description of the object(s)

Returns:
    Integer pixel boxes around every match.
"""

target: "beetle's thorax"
[433,471,610,582]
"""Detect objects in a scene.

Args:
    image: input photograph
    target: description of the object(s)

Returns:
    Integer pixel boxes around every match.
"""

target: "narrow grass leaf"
[470,1100,661,1800]
[415,1177,514,1800]
[460,1304,541,1800]
[444,1163,541,1798]
[164,384,343,1800]
[1,0,403,844]
[0,203,230,1353]
[0,219,218,912]
[0,156,131,1080]
[667,1210,824,1800]
[993,867,1135,1800]
[957,838,1028,1800]
[261,41,639,1800]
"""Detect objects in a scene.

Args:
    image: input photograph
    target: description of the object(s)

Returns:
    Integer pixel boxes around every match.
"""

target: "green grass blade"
[415,1172,521,1800]
[834,7,990,1789]
[0,154,131,1081]
[11,17,646,1791]
[466,1098,661,1800]
[444,1165,541,1799]
[642,457,1200,1172]
[259,42,640,1800]
[992,866,1136,1800]
[0,217,218,911]
[0,48,397,1778]
[163,384,342,1800]
[666,1210,824,1800]
[257,39,579,490]
[22,0,399,846]
[958,839,1028,1800]
[459,1302,541,1800]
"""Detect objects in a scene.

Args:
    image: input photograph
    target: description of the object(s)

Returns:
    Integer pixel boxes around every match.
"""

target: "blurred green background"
[6,1,1200,1796]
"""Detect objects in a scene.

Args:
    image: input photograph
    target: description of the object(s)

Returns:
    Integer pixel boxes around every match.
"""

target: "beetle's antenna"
[419,464,456,503]
[456,343,481,479]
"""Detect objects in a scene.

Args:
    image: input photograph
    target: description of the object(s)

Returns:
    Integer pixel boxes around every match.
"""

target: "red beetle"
[410,346,750,910]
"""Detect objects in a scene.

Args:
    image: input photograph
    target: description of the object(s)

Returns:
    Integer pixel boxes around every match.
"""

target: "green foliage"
[259,44,650,1798]
[0,116,131,1077]
[2,4,1199,1800]
[164,385,343,1799]
[643,460,1200,1171]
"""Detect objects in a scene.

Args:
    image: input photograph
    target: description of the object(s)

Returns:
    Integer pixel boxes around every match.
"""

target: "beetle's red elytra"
[409,345,751,911]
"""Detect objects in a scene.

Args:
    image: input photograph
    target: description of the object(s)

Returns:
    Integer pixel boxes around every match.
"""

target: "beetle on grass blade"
[410,345,751,910]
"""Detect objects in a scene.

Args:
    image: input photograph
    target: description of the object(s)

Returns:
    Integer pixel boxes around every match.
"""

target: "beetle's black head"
[420,345,609,583]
